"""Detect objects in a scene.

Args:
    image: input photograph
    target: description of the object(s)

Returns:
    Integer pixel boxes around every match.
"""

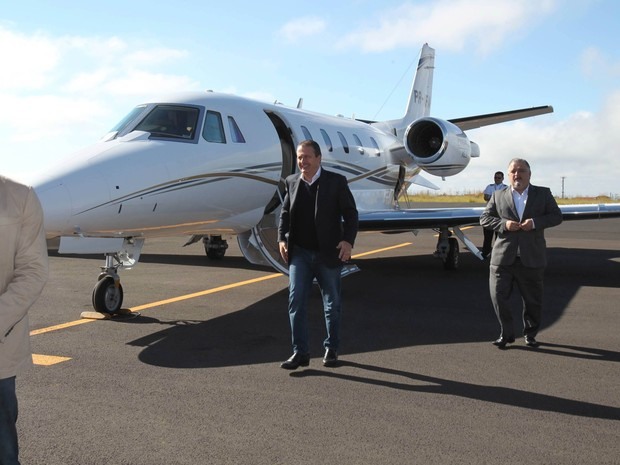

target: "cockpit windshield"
[110,105,148,133]
[135,105,200,139]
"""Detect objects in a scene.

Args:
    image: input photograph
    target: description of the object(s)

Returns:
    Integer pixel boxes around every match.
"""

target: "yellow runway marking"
[30,242,413,337]
[129,273,283,312]
[30,318,93,336]
[32,354,72,365]
[351,242,412,258]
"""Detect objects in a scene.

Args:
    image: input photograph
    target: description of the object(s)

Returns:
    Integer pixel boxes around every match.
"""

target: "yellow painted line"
[432,225,476,237]
[128,273,283,312]
[30,318,93,336]
[32,354,72,366]
[129,242,414,312]
[30,242,413,337]
[351,242,412,258]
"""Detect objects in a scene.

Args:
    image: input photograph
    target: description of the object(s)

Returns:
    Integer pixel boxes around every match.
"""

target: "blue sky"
[1,0,619,197]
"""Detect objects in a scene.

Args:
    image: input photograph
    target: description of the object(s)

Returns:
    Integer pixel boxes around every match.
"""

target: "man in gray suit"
[480,159,562,349]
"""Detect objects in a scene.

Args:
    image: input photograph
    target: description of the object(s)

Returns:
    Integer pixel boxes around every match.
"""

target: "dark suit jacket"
[278,169,358,268]
[480,184,562,268]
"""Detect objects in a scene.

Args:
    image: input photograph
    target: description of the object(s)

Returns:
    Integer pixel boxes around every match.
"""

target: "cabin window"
[370,136,381,156]
[301,126,313,141]
[135,105,199,139]
[320,129,333,152]
[337,131,349,154]
[203,111,226,143]
[352,134,364,155]
[228,116,246,143]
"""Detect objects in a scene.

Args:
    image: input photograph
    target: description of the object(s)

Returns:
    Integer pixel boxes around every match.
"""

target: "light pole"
[561,176,566,198]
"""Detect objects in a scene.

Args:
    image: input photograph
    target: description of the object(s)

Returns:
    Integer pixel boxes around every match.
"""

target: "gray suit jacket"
[480,184,562,268]
[278,169,358,268]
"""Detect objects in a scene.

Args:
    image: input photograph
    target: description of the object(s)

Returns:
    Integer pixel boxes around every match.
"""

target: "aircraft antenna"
[297,98,303,109]
[373,56,417,120]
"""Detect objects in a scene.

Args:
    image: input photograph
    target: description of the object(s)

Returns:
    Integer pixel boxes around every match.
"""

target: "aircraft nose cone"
[35,182,72,237]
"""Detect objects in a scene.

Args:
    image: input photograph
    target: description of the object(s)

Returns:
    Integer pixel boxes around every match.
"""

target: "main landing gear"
[434,226,459,270]
[203,235,228,260]
[432,225,485,270]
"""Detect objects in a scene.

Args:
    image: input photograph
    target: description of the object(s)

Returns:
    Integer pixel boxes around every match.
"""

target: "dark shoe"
[524,335,539,347]
[280,352,310,370]
[492,336,515,349]
[322,348,338,367]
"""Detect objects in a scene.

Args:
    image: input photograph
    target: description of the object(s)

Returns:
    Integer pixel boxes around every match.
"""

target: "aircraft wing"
[358,203,620,232]
[359,206,484,231]
[449,105,554,131]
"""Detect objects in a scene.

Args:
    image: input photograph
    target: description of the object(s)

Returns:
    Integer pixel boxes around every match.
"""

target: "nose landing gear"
[91,254,124,314]
[82,238,144,318]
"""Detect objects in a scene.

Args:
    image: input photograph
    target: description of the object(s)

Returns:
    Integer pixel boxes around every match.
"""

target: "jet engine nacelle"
[404,117,479,177]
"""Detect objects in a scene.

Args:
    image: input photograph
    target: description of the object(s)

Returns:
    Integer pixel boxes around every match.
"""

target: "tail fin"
[404,43,435,120]
[372,44,435,137]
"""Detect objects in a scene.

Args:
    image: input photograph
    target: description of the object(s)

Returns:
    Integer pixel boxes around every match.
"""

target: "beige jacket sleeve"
[0,180,49,343]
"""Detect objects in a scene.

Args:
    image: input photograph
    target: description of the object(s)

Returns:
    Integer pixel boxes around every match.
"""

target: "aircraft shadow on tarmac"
[119,246,620,420]
[121,246,619,363]
[120,248,620,420]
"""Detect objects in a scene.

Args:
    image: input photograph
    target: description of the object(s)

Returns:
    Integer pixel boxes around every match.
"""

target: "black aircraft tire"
[206,248,226,260]
[443,237,459,270]
[92,276,124,313]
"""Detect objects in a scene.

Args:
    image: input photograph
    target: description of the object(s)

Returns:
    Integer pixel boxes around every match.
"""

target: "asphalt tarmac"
[19,217,620,465]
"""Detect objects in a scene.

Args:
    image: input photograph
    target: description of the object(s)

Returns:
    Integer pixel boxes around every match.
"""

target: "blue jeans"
[288,247,343,355]
[0,377,19,465]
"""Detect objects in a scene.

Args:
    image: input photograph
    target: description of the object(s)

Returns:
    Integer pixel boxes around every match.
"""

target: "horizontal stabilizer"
[450,105,553,131]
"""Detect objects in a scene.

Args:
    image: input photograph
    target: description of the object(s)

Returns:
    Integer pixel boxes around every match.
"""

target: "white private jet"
[33,43,620,314]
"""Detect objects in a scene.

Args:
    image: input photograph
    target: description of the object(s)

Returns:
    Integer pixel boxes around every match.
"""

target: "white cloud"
[338,0,557,54]
[278,16,327,43]
[103,70,201,97]
[123,47,189,67]
[581,46,620,79]
[0,26,203,183]
[63,68,115,93]
[0,93,109,142]
[0,27,60,90]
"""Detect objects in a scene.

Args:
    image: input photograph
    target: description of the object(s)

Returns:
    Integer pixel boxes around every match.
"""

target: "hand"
[505,220,521,231]
[279,241,288,262]
[337,241,353,262]
[519,218,534,231]
[506,219,534,232]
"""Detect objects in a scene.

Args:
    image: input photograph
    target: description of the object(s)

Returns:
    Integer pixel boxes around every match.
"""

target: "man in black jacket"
[278,140,358,369]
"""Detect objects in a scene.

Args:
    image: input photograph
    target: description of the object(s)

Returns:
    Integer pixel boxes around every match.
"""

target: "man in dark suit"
[480,158,562,349]
[278,140,358,369]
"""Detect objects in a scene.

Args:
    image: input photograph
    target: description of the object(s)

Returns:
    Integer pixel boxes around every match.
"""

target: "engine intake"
[404,117,479,177]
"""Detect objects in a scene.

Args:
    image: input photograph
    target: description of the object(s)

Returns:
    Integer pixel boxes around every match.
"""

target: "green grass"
[402,192,620,205]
